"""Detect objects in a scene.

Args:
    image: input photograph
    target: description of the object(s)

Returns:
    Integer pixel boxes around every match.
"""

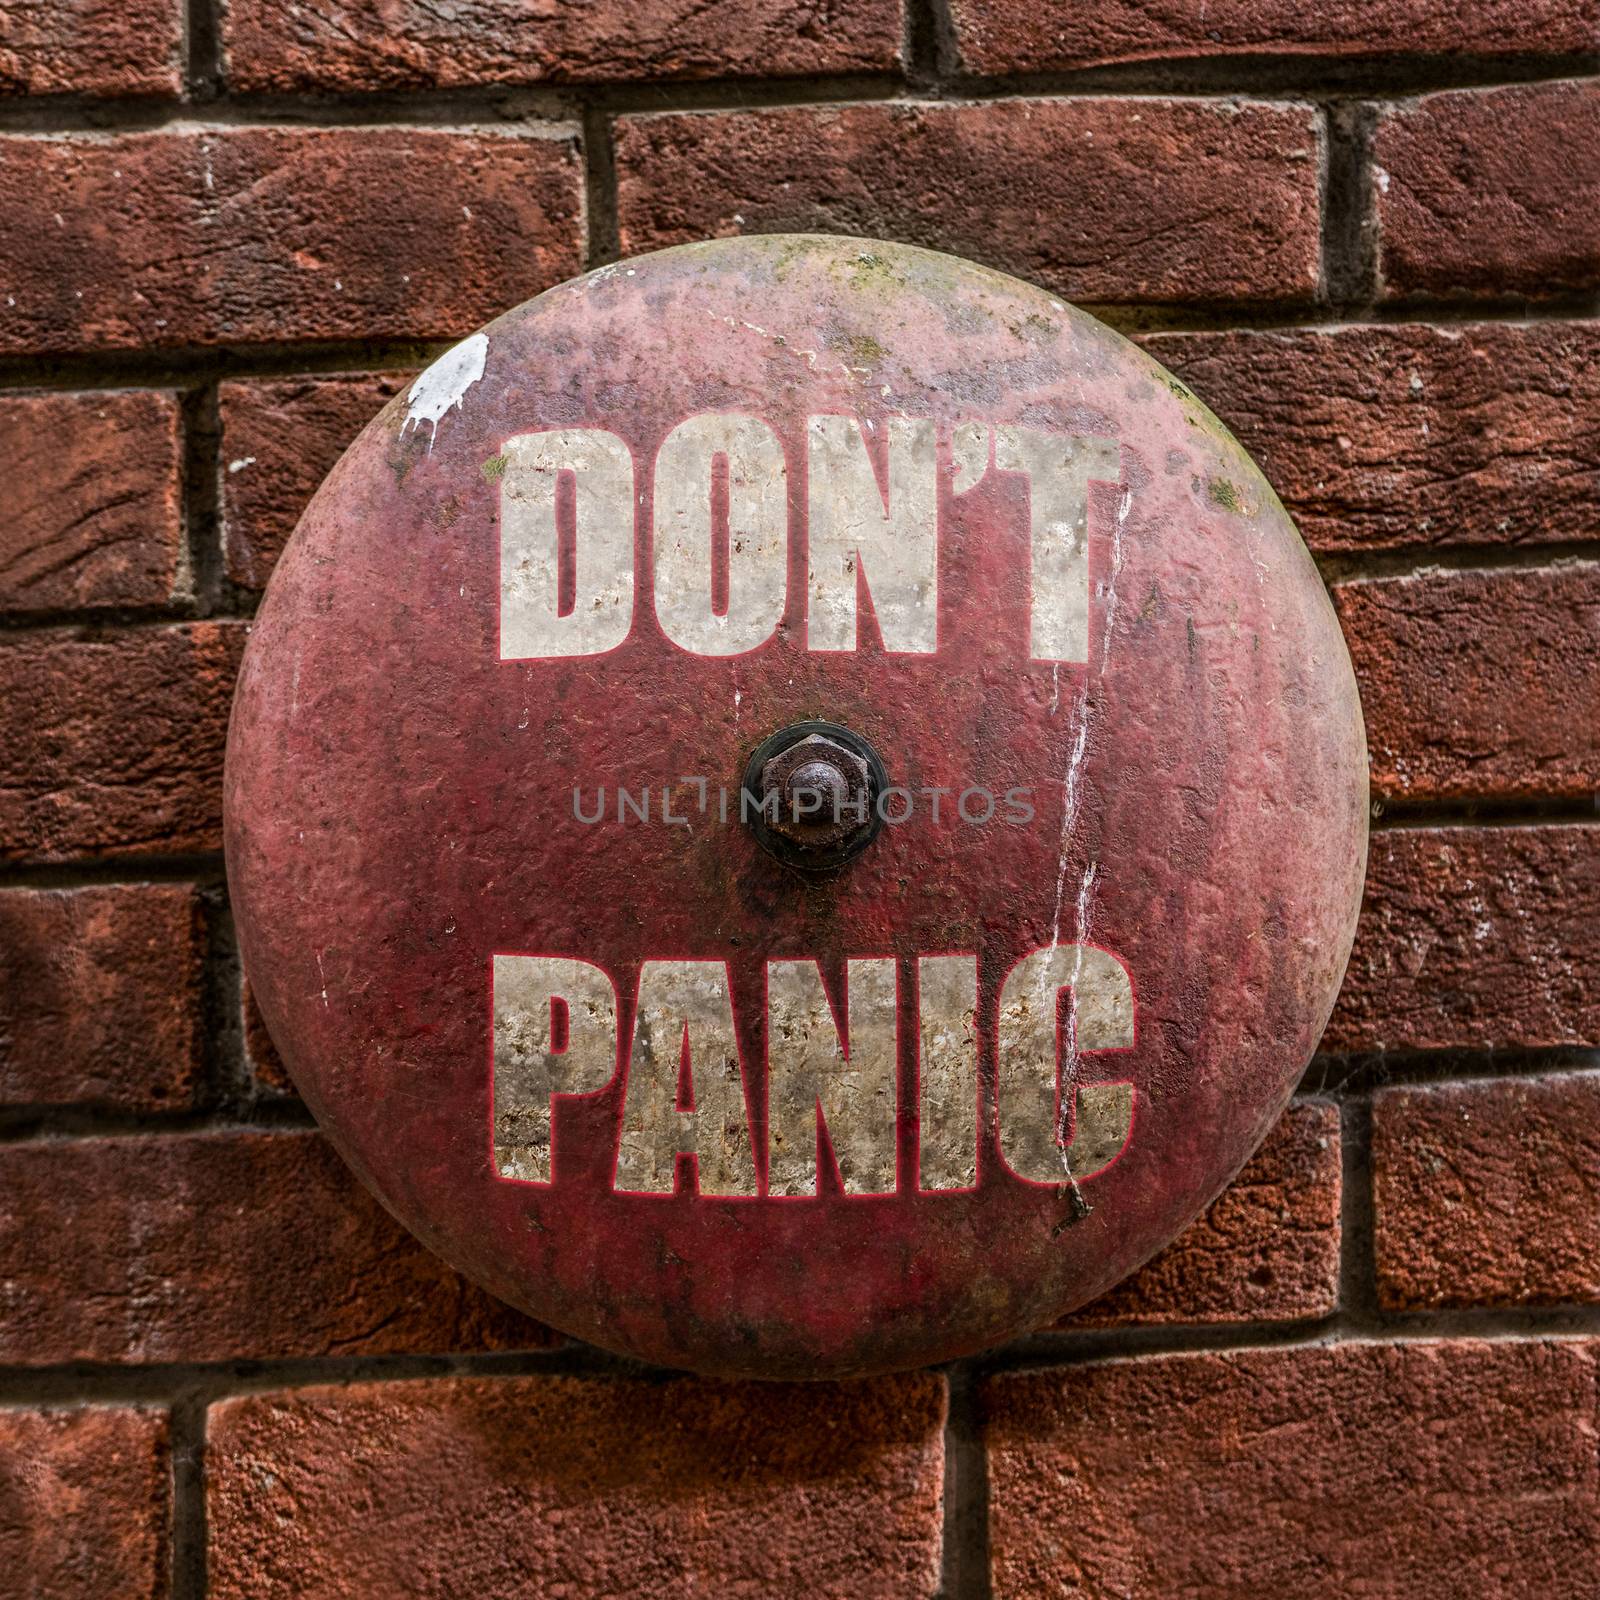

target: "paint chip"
[404,333,489,449]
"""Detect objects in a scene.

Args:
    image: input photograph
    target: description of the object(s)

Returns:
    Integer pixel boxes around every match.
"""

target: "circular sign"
[225,236,1366,1378]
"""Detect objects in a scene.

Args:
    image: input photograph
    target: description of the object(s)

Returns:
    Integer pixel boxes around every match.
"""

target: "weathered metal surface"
[224,235,1367,1378]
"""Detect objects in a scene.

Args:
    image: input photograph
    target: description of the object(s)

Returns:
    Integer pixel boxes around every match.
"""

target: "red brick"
[241,977,294,1097]
[0,1407,169,1599]
[1377,82,1600,301]
[220,373,408,592]
[223,0,903,92]
[1334,565,1600,803]
[1328,825,1600,1053]
[0,390,184,614]
[616,100,1324,308]
[0,884,204,1110]
[1375,1075,1600,1310]
[951,0,1599,73]
[0,1128,553,1363]
[1061,1101,1340,1328]
[0,128,583,355]
[0,0,182,99]
[208,1373,946,1599]
[0,623,245,862]
[1145,322,1600,555]
[986,1341,1600,1598]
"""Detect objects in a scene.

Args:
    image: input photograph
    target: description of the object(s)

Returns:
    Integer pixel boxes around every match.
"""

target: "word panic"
[491,945,1137,1198]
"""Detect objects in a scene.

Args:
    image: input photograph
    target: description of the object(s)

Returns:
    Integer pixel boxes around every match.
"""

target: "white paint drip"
[404,332,488,449]
[1072,864,1099,957]
[1043,478,1134,1203]
[1051,480,1130,949]
[1100,487,1134,673]
[1050,710,1091,953]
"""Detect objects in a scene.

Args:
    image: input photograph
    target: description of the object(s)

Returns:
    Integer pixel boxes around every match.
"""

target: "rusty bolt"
[761,733,872,849]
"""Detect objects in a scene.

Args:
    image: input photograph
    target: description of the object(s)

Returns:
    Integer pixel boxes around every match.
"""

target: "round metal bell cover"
[224,235,1367,1379]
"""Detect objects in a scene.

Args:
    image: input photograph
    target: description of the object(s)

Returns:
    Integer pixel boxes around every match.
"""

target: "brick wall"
[0,2,1596,1595]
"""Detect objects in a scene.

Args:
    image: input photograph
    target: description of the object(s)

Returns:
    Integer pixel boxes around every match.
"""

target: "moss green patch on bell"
[1209,477,1244,512]
[770,236,818,281]
[1009,311,1059,343]
[833,247,912,299]
[830,330,887,364]
[480,452,509,482]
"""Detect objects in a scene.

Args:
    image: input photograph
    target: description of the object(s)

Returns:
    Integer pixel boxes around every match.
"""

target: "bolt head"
[761,733,872,846]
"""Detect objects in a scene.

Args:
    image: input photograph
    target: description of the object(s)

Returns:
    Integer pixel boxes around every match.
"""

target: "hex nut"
[761,733,872,847]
